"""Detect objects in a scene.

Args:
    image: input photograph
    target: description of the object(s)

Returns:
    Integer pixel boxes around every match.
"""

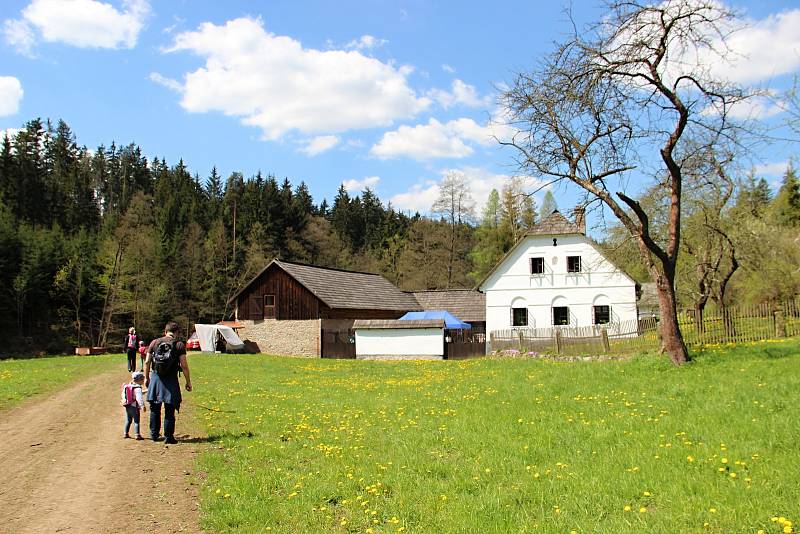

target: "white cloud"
[754,161,790,177]
[164,17,430,141]
[390,167,547,214]
[606,5,800,88]
[390,180,440,214]
[0,128,22,141]
[301,135,340,156]
[726,95,784,120]
[428,79,487,109]
[442,64,455,74]
[714,9,800,84]
[0,77,23,116]
[345,34,387,51]
[371,117,497,160]
[3,0,150,52]
[148,72,182,92]
[3,18,36,56]
[342,175,380,192]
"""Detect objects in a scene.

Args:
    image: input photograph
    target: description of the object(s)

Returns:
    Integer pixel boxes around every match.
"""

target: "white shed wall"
[355,328,443,356]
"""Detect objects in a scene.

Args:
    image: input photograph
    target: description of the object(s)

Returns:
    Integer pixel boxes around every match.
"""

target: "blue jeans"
[149,402,176,440]
[124,405,140,435]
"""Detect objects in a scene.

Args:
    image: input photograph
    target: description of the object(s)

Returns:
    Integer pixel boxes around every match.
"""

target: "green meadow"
[0,353,122,410]
[188,340,800,533]
[1,344,797,532]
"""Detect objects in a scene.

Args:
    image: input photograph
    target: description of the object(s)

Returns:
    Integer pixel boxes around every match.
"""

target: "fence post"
[601,328,610,353]
[775,308,786,338]
[554,329,563,354]
[518,330,524,352]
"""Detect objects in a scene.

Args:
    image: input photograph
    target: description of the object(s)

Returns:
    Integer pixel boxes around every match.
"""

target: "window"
[593,305,611,325]
[264,294,276,319]
[512,307,528,327]
[567,256,582,273]
[552,306,570,325]
[530,257,544,274]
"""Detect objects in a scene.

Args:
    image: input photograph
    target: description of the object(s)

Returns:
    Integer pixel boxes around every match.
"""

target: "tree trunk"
[695,298,707,335]
[654,272,689,365]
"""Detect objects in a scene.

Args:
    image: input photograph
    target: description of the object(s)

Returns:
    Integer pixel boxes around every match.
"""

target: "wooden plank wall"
[237,265,321,320]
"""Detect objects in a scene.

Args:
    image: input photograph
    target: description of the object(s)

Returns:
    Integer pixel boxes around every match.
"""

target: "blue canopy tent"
[399,310,472,329]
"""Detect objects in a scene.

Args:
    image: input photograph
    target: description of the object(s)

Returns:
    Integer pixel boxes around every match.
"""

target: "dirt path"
[0,367,203,533]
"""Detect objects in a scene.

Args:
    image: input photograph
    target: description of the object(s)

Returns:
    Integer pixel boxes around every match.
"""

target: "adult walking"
[124,327,139,372]
[144,321,192,444]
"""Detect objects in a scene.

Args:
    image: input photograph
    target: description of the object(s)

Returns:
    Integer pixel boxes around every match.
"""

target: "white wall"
[481,234,638,334]
[355,328,443,357]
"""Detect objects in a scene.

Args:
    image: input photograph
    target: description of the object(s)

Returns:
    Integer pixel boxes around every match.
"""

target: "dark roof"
[528,210,582,235]
[412,290,485,322]
[353,319,444,330]
[230,260,422,312]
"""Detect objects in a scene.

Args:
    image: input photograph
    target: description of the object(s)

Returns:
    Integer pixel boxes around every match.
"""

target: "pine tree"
[771,164,800,227]
[539,190,558,220]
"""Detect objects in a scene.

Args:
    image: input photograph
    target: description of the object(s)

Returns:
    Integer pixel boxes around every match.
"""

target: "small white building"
[353,319,445,360]
[478,209,638,339]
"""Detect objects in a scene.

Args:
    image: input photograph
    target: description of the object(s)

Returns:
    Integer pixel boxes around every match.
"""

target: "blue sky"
[1,0,799,220]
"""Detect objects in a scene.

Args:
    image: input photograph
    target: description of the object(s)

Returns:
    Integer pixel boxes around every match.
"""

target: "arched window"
[551,296,569,325]
[592,294,612,325]
[510,297,528,327]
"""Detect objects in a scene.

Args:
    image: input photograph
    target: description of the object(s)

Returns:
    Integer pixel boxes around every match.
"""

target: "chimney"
[573,206,586,235]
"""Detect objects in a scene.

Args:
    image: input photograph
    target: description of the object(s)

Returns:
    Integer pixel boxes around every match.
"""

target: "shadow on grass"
[179,430,255,444]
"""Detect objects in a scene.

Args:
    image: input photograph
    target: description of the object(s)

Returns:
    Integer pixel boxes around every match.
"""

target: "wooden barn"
[228,259,422,357]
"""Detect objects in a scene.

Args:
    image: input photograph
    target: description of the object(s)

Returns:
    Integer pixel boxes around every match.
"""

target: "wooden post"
[601,328,610,353]
[554,329,563,354]
[775,309,786,338]
[518,330,524,351]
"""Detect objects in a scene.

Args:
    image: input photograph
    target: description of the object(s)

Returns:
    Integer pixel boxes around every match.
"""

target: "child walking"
[137,340,147,371]
[121,372,147,440]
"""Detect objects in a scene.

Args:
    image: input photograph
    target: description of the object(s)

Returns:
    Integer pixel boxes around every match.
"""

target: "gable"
[480,234,636,291]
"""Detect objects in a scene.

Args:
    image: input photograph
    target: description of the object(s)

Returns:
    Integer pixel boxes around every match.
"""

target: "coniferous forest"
[2,118,799,354]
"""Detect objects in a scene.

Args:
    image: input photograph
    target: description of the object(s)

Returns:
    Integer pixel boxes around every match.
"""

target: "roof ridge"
[276,259,383,277]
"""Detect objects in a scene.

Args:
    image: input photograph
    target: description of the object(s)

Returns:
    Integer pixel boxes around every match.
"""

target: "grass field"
[0,353,124,410]
[187,340,800,533]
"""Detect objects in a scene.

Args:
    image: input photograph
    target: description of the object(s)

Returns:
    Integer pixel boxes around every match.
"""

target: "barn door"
[264,294,276,319]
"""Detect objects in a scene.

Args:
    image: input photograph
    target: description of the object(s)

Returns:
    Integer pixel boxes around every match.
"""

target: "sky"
[1,0,799,223]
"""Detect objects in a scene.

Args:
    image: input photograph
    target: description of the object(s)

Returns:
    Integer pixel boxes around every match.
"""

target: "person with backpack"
[121,372,146,440]
[124,327,140,372]
[144,321,192,444]
[137,340,147,371]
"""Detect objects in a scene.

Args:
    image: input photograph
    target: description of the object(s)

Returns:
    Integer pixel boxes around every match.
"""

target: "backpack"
[152,338,177,375]
[122,383,136,406]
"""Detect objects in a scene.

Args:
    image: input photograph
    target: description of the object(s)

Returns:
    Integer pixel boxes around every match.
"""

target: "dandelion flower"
[624,505,631,512]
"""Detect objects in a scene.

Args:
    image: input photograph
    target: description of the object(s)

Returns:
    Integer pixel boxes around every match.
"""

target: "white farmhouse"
[479,209,638,339]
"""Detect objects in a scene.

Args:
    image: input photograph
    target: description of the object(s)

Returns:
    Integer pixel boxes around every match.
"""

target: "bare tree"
[679,143,739,331]
[432,171,475,288]
[501,0,753,364]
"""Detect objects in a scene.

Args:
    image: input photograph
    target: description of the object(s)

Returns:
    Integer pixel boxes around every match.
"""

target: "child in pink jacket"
[121,372,147,439]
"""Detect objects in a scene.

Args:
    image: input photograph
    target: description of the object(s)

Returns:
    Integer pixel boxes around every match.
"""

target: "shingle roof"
[275,260,422,311]
[353,319,445,330]
[528,210,582,235]
[412,290,486,322]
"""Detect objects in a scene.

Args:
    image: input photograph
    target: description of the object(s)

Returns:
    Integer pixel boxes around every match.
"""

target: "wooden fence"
[489,298,800,356]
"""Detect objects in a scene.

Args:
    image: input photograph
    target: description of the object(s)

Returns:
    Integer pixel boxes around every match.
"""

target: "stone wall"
[238,319,321,357]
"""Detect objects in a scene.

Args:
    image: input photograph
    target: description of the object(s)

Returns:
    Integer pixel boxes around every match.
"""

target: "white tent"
[194,324,245,353]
